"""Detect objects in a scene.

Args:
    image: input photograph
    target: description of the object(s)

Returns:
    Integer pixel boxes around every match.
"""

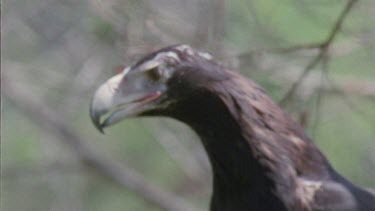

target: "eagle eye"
[146,66,162,81]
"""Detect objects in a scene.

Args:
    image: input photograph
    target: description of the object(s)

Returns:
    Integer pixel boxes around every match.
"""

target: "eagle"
[90,44,375,211]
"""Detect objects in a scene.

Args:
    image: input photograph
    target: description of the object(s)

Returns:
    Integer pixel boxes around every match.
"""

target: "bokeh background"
[2,0,375,210]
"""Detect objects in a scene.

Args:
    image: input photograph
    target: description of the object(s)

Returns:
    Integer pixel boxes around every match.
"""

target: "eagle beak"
[90,68,162,133]
[90,103,104,133]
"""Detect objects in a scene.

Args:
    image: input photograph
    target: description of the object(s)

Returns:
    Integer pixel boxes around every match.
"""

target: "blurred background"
[2,0,375,210]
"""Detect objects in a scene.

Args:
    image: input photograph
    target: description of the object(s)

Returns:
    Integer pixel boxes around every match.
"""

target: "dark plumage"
[90,44,375,211]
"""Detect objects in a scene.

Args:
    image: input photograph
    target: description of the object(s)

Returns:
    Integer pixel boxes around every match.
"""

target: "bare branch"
[239,51,375,101]
[311,55,329,139]
[322,0,359,48]
[278,51,325,106]
[238,43,322,57]
[235,0,361,108]
[278,0,359,106]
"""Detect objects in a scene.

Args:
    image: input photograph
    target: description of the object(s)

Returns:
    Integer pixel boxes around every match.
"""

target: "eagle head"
[90,44,219,133]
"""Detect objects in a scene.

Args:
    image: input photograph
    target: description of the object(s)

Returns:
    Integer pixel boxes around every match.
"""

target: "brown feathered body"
[140,46,375,211]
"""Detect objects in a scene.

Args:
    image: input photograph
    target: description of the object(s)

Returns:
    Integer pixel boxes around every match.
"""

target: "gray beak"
[90,67,162,133]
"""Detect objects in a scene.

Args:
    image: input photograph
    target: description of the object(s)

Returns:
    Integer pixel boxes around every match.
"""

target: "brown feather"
[134,45,375,211]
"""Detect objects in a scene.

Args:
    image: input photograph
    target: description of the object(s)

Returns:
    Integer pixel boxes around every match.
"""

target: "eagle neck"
[170,90,287,211]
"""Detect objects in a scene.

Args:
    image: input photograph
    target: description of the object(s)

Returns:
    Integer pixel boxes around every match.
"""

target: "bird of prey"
[90,44,375,211]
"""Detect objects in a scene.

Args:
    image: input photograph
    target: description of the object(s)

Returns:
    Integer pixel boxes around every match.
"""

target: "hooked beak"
[90,68,162,133]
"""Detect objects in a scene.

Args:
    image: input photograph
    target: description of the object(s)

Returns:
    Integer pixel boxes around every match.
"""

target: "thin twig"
[279,0,359,106]
[238,42,322,58]
[279,51,326,106]
[311,55,329,139]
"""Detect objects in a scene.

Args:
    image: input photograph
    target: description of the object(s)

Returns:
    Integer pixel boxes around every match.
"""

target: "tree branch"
[237,42,322,57]
[279,0,359,106]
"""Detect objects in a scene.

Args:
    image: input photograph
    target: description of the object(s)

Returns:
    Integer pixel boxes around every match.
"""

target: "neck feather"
[170,88,288,210]
[168,70,330,210]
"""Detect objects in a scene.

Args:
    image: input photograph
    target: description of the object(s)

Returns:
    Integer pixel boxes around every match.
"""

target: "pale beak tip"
[96,124,106,134]
[90,104,106,135]
[91,116,105,134]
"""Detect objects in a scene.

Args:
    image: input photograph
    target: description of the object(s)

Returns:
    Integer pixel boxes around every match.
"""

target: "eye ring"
[146,66,162,81]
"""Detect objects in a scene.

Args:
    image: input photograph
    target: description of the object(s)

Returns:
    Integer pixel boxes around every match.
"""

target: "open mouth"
[93,91,162,133]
